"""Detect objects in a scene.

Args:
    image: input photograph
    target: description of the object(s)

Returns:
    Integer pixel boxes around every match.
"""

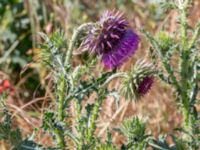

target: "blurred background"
[0,0,200,149]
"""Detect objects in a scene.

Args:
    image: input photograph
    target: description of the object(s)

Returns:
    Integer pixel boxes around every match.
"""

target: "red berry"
[3,80,11,89]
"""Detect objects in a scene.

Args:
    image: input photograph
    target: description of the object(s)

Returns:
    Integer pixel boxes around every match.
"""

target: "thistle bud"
[156,31,174,55]
[120,60,155,101]
[120,116,146,143]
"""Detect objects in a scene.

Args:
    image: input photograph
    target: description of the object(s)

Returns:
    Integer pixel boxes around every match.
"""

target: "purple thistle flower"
[102,29,139,69]
[120,60,155,101]
[81,10,139,69]
[138,76,154,96]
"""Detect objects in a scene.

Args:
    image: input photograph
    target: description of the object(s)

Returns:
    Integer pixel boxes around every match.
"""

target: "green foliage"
[37,24,119,149]
[0,111,22,147]
[22,0,200,148]
[119,117,149,150]
[0,96,56,150]
[143,0,200,149]
[120,117,146,142]
[38,31,67,69]
[0,107,44,150]
[0,0,46,96]
[0,0,31,67]
[96,144,117,150]
[161,0,178,11]
[156,31,174,56]
[149,134,199,150]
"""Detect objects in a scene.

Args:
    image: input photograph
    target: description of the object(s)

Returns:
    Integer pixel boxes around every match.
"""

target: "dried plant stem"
[98,101,128,136]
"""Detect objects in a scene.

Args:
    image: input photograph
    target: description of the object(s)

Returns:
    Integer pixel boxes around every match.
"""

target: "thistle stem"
[188,21,200,49]
[64,23,94,67]
[58,74,66,121]
[55,23,94,149]
[102,72,127,86]
[74,99,82,139]
[54,128,66,149]
[178,0,194,135]
[87,91,105,142]
[56,74,66,149]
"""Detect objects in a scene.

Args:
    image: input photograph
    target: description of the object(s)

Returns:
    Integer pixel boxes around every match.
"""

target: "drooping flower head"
[138,76,154,96]
[120,60,155,101]
[81,10,140,69]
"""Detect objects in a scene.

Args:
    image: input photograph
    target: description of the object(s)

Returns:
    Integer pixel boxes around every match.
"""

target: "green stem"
[75,100,82,125]
[64,23,94,67]
[87,91,105,142]
[64,72,115,103]
[188,21,200,49]
[55,74,66,149]
[74,99,82,143]
[76,91,105,150]
[102,72,127,86]
[54,128,66,149]
[142,30,181,91]
[54,22,96,149]
[55,23,94,149]
[179,0,194,135]
[74,99,84,150]
[180,0,190,48]
[58,74,66,121]
[162,59,180,92]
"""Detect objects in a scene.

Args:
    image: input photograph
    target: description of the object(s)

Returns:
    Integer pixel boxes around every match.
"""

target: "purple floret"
[138,76,154,96]
[102,29,139,69]
[81,10,139,69]
[96,11,128,54]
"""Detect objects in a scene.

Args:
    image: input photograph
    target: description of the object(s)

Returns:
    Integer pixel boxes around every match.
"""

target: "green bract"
[120,60,155,101]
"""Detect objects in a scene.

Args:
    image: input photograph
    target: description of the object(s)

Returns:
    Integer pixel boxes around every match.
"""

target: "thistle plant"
[0,0,199,150]
[35,10,154,149]
[120,60,155,100]
[119,117,150,150]
[142,0,200,148]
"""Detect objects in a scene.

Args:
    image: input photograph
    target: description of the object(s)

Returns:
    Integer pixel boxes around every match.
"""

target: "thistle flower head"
[94,10,129,54]
[137,76,154,96]
[81,10,139,69]
[102,29,139,69]
[120,60,155,101]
